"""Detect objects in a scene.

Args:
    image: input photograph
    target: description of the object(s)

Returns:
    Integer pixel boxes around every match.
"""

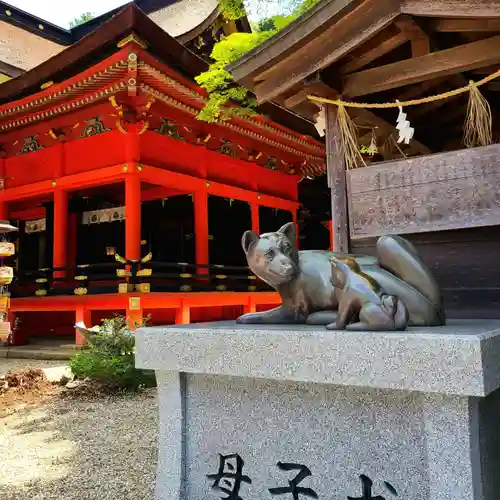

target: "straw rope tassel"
[464,82,492,148]
[336,104,366,170]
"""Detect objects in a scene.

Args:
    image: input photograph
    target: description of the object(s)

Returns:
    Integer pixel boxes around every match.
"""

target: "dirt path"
[0,359,64,376]
[0,388,158,500]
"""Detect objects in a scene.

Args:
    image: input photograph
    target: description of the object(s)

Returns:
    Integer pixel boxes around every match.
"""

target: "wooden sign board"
[347,144,500,240]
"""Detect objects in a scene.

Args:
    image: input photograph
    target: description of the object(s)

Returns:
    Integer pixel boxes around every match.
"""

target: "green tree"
[69,12,95,28]
[195,0,319,122]
[257,17,276,31]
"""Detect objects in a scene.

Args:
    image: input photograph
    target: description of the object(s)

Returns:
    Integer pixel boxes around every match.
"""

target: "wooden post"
[292,209,299,250]
[194,189,209,275]
[125,175,141,261]
[325,104,349,253]
[251,202,260,234]
[53,189,68,276]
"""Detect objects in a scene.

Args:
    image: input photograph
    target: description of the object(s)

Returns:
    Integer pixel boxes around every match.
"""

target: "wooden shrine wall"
[347,144,500,318]
[352,227,500,319]
[347,143,500,240]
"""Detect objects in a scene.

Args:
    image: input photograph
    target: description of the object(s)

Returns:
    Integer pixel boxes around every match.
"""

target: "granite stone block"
[136,320,500,500]
[136,320,500,396]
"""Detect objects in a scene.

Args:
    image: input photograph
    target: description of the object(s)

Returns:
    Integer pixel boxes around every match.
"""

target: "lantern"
[0,266,13,285]
[0,242,14,257]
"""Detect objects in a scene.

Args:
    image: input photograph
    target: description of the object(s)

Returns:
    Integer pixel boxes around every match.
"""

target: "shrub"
[69,315,155,391]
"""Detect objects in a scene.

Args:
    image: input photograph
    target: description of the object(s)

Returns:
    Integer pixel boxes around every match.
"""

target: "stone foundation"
[136,320,500,500]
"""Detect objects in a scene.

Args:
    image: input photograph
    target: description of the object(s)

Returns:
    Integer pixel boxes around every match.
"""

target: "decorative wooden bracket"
[109,95,155,135]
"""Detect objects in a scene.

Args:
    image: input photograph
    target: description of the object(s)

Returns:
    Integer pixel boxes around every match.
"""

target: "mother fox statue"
[236,222,445,329]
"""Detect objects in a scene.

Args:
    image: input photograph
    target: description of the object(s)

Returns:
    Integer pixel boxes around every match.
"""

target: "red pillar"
[125,175,141,261]
[53,189,68,276]
[55,141,65,178]
[251,202,259,234]
[175,300,191,324]
[243,296,256,314]
[126,131,140,163]
[75,307,91,345]
[194,189,209,274]
[126,297,144,330]
[329,220,334,251]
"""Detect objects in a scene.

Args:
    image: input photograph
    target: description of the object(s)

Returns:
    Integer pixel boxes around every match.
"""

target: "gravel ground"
[0,388,158,500]
[0,359,64,376]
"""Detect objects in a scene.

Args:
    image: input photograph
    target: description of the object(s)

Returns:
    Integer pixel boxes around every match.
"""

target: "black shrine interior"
[15,191,331,273]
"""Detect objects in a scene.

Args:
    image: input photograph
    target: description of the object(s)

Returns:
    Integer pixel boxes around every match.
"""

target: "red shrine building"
[0,2,327,344]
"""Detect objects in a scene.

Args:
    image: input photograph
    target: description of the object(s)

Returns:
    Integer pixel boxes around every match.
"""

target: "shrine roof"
[0,4,324,175]
[227,0,500,155]
[0,4,206,104]
[0,0,236,44]
[0,0,250,73]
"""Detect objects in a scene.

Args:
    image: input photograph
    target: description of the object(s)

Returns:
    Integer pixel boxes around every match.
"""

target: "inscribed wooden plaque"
[347,144,500,239]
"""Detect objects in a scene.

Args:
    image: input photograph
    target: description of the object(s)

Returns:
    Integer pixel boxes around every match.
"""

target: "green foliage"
[219,0,246,20]
[257,17,276,31]
[294,0,320,16]
[69,315,155,391]
[195,31,272,122]
[196,0,319,122]
[69,12,94,28]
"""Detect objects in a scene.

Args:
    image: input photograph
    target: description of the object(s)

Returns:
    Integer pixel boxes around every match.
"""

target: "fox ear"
[242,231,259,254]
[277,222,296,244]
[330,258,348,289]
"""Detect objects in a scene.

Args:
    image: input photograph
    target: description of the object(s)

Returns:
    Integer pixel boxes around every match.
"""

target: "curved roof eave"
[0,3,320,139]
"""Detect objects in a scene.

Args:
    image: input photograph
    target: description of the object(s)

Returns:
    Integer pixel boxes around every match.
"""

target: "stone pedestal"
[135,320,500,500]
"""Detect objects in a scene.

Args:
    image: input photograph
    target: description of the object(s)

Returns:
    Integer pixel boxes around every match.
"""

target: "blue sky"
[5,0,285,28]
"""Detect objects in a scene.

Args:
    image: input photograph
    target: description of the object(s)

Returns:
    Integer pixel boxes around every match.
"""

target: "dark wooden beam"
[486,82,500,91]
[340,29,407,74]
[343,34,500,97]
[0,60,24,79]
[304,81,431,155]
[396,76,448,101]
[409,75,467,119]
[252,0,400,104]
[394,16,430,57]
[284,87,319,109]
[471,64,500,75]
[401,0,500,18]
[431,18,500,32]
[283,77,342,109]
[425,102,468,128]
[325,104,349,252]
[227,0,366,89]
[280,77,432,155]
